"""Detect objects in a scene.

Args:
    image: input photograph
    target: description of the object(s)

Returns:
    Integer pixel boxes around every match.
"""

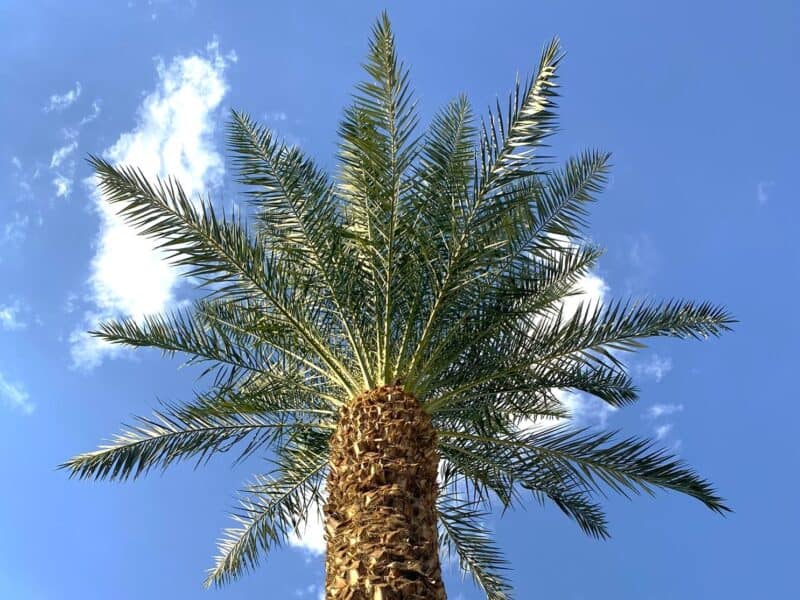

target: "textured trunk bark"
[324,384,447,600]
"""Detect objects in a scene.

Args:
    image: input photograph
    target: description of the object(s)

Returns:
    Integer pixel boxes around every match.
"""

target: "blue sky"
[1,1,798,598]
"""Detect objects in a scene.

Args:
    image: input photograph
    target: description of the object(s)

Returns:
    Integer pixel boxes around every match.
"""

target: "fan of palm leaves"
[63,13,733,599]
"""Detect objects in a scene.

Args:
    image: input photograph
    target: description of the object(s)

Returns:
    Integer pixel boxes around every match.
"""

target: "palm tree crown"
[64,14,733,599]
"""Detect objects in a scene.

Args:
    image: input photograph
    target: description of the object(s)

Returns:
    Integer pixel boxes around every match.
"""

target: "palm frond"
[442,426,729,513]
[93,307,265,388]
[530,299,736,368]
[478,38,562,196]
[227,111,373,388]
[337,12,419,382]
[408,150,611,391]
[531,485,610,540]
[528,425,730,512]
[438,496,513,600]
[205,437,329,586]
[89,157,361,394]
[60,401,305,481]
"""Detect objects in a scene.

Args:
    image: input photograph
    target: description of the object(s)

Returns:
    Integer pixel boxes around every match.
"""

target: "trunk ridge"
[324,385,446,599]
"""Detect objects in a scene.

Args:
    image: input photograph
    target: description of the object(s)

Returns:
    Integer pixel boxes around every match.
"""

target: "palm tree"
[63,14,733,600]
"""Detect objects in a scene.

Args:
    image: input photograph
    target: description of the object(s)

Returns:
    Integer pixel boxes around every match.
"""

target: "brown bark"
[324,384,446,600]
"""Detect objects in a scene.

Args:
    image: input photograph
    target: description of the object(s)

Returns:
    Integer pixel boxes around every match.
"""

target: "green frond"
[227,110,341,256]
[533,486,610,540]
[337,12,420,383]
[60,401,303,481]
[413,94,476,244]
[438,427,612,539]
[478,38,562,196]
[194,299,353,402]
[439,440,518,508]
[88,156,267,300]
[438,496,513,600]
[428,359,638,420]
[523,148,611,248]
[88,157,361,394]
[93,307,264,388]
[507,425,729,512]
[226,111,373,388]
[184,370,340,424]
[407,150,611,392]
[530,298,736,367]
[205,438,328,587]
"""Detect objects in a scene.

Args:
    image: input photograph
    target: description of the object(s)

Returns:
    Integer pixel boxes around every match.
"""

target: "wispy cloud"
[264,111,288,122]
[49,140,79,198]
[44,89,102,199]
[70,40,232,369]
[2,212,29,246]
[647,403,683,419]
[559,389,617,428]
[292,583,324,599]
[646,403,683,446]
[0,300,27,330]
[11,156,22,170]
[0,371,34,415]
[50,141,78,169]
[44,82,82,113]
[53,174,73,198]
[79,99,103,126]
[623,232,659,292]
[654,423,673,440]
[634,353,673,382]
[757,181,774,206]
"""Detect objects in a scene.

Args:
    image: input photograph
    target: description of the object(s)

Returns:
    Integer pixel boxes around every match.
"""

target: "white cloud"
[552,272,614,428]
[264,111,288,122]
[654,423,673,440]
[0,301,26,330]
[635,353,673,382]
[62,127,80,141]
[557,388,616,428]
[44,82,82,113]
[50,141,78,169]
[624,233,659,293]
[514,268,616,432]
[557,272,608,323]
[47,98,102,200]
[293,583,324,599]
[79,100,103,126]
[70,41,231,369]
[647,403,683,444]
[757,181,774,206]
[53,175,73,198]
[0,371,34,415]
[287,499,326,557]
[647,403,683,419]
[2,212,29,245]
[50,139,78,198]
[11,156,22,170]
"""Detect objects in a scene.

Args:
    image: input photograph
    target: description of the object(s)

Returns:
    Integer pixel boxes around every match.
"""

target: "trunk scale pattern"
[324,384,446,599]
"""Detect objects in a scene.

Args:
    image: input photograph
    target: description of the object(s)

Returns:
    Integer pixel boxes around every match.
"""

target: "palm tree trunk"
[324,384,446,599]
